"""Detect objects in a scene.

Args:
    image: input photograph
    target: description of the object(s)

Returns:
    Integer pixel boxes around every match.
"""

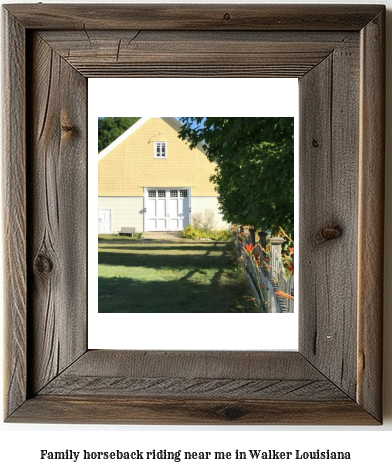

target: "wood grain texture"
[299,42,360,400]
[27,33,87,395]
[4,4,383,31]
[39,376,347,400]
[59,350,325,379]
[357,9,385,422]
[39,30,358,78]
[2,9,27,419]
[9,396,379,425]
[39,351,344,400]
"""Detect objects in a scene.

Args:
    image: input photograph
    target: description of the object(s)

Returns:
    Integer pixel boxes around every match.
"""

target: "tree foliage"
[98,117,141,152]
[178,117,294,236]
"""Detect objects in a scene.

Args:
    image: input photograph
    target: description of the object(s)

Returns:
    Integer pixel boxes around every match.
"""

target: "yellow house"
[98,117,226,233]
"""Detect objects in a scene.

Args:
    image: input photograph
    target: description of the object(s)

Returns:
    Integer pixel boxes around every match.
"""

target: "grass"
[98,237,258,313]
[98,233,143,242]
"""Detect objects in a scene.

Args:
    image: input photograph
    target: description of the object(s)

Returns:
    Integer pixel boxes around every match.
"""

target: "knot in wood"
[223,405,243,420]
[314,225,342,245]
[223,12,231,21]
[61,124,77,133]
[312,139,319,148]
[34,252,53,274]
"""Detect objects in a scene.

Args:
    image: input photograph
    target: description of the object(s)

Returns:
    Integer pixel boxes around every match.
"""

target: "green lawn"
[98,238,257,313]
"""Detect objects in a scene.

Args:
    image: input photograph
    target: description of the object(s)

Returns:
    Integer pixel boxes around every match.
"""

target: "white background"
[89,78,299,351]
[1,1,391,473]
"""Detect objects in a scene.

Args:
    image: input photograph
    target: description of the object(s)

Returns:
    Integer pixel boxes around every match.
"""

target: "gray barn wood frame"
[3,4,385,424]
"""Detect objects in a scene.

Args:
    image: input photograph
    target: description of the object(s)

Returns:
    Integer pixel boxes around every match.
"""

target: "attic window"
[154,142,167,158]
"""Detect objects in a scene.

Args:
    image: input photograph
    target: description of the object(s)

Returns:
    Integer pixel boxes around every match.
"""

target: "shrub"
[191,209,216,231]
[182,225,231,241]
[192,212,204,229]
[202,209,216,231]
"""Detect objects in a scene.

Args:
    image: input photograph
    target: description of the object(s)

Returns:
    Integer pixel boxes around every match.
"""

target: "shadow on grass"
[98,243,230,252]
[98,275,255,313]
[98,250,233,271]
[98,240,259,313]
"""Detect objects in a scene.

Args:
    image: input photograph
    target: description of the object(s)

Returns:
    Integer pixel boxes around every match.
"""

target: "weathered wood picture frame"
[3,4,385,424]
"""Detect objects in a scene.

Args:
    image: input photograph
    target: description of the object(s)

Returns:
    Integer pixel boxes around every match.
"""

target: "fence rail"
[235,232,294,313]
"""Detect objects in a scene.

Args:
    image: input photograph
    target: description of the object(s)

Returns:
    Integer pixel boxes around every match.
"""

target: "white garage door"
[145,189,190,231]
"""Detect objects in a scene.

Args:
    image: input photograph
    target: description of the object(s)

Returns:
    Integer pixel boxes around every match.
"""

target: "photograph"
[98,116,294,313]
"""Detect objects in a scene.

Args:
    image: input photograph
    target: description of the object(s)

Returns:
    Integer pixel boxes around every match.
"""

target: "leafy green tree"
[98,117,141,152]
[178,117,294,236]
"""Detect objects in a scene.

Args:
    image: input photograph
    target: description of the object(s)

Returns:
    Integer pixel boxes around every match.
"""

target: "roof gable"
[98,117,184,161]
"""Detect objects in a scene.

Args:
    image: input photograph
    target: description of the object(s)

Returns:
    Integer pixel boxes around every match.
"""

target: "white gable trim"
[98,117,184,161]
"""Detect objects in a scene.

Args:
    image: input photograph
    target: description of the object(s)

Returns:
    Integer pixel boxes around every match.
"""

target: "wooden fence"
[235,233,294,313]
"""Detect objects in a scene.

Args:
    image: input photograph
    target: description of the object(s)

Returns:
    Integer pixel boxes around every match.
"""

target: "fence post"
[258,231,268,250]
[249,228,256,245]
[269,236,285,258]
[269,236,285,280]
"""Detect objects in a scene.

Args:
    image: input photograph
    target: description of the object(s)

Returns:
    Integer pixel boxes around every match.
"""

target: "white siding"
[191,197,228,230]
[98,195,227,233]
[98,197,144,233]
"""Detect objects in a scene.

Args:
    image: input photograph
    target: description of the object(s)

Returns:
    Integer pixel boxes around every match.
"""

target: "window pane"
[180,190,188,198]
[148,190,156,198]
[170,190,178,198]
[155,142,166,158]
[158,190,166,198]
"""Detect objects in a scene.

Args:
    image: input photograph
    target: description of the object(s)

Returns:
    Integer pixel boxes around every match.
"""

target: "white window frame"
[154,141,167,159]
